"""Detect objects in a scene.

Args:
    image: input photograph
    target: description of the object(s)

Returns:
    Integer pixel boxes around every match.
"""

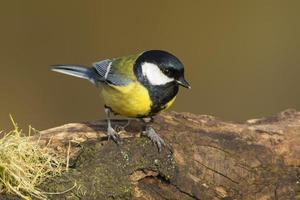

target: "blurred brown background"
[1,1,300,131]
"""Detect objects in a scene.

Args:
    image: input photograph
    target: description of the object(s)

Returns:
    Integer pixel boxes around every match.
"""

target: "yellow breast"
[101,82,152,117]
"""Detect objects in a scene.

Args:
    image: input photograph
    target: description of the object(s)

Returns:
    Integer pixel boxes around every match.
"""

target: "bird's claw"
[142,126,165,152]
[107,126,120,143]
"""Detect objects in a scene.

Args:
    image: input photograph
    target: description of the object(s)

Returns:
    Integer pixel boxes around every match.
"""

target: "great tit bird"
[51,50,190,151]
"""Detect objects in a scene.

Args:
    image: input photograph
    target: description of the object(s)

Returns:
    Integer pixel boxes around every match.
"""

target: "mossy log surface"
[20,110,300,199]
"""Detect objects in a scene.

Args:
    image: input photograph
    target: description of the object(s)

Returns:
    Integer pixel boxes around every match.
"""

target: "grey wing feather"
[93,59,112,78]
[92,59,131,86]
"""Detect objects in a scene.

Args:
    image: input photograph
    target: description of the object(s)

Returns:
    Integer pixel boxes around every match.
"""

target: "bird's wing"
[92,54,139,86]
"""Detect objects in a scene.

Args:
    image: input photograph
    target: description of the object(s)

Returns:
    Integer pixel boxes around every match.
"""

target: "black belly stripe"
[147,83,179,115]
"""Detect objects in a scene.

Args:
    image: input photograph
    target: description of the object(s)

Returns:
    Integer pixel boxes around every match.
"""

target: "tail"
[51,65,102,85]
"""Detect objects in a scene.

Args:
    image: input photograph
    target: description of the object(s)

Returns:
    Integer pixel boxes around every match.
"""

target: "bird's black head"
[134,50,190,88]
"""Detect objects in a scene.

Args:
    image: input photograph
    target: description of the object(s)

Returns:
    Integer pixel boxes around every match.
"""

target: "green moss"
[41,137,177,199]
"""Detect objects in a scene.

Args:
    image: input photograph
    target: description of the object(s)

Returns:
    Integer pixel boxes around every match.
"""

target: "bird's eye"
[164,69,170,75]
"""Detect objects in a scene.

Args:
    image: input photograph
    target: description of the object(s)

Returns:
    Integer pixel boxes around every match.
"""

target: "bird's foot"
[107,126,120,143]
[115,119,131,133]
[142,126,165,152]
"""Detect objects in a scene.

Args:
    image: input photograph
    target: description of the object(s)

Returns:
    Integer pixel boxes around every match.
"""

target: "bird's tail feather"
[51,65,101,85]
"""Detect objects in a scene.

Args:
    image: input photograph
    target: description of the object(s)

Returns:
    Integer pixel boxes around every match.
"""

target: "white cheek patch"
[141,62,174,85]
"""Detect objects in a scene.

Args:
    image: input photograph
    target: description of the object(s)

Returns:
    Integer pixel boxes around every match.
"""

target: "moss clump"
[0,116,67,199]
[42,137,176,199]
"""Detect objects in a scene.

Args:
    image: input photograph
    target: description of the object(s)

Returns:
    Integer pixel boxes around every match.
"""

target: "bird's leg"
[141,117,165,152]
[104,107,119,142]
[115,119,131,133]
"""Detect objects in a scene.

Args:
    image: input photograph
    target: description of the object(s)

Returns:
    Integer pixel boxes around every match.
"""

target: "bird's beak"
[176,77,191,89]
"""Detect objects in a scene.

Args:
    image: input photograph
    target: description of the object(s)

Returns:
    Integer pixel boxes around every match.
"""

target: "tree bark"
[30,110,300,199]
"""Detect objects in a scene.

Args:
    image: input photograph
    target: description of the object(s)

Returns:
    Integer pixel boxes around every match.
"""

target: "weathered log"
[31,110,300,199]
